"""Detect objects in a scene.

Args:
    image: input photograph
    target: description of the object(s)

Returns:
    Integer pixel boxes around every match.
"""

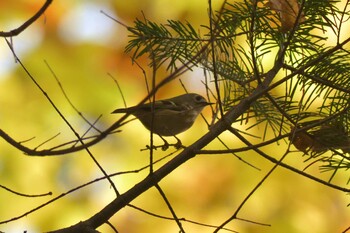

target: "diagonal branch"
[0,0,52,37]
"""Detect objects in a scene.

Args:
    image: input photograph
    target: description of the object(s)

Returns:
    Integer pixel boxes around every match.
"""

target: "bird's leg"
[141,136,184,151]
[173,135,184,149]
[159,136,170,151]
[141,136,169,151]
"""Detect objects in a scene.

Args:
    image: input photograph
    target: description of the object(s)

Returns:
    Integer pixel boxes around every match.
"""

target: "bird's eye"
[195,95,205,102]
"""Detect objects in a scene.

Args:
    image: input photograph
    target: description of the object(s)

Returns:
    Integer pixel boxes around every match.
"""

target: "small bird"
[112,93,212,150]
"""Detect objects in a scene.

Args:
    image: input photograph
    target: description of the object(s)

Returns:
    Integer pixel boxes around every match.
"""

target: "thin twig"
[44,60,102,133]
[0,184,51,198]
[128,204,238,232]
[155,184,185,232]
[106,221,118,233]
[108,72,127,108]
[0,0,52,37]
[4,39,119,196]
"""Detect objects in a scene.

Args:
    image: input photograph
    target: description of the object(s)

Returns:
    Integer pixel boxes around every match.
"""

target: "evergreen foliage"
[125,0,350,176]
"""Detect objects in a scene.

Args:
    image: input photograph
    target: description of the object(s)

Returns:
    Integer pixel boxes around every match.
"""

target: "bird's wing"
[112,100,187,114]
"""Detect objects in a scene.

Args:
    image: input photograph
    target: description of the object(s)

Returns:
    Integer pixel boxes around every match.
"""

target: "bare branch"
[0,0,52,37]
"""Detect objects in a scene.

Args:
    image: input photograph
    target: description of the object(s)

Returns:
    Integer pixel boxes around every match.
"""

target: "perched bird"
[112,93,212,150]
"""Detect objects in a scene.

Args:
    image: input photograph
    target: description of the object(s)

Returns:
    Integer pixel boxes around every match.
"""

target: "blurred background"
[0,0,349,232]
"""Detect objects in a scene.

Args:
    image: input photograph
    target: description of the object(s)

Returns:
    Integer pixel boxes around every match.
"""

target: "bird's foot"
[141,142,184,151]
[174,136,186,149]
[141,143,169,151]
[141,135,185,151]
[161,141,170,151]
[174,140,185,149]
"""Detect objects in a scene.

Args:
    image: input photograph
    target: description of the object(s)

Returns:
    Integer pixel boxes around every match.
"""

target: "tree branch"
[0,0,52,37]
